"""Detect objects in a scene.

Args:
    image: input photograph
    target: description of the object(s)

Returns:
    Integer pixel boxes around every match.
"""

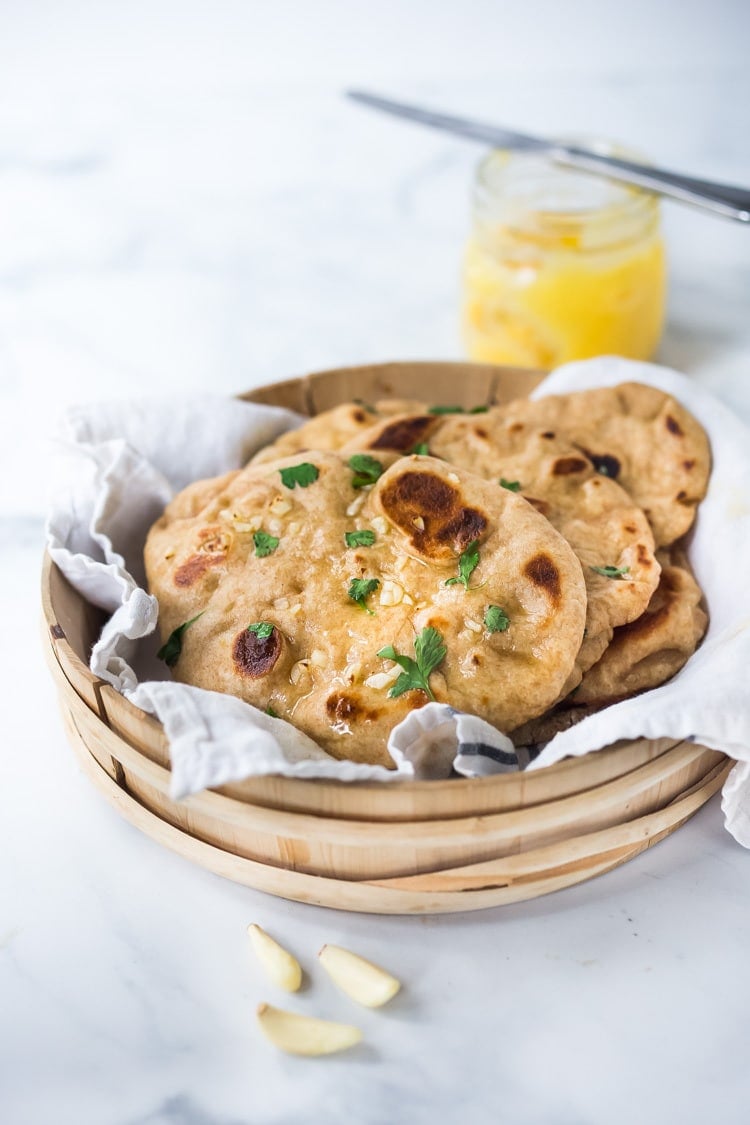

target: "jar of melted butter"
[462,144,666,367]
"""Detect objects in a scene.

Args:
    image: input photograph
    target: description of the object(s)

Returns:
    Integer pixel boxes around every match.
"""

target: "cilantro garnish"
[348,577,380,614]
[412,442,430,455]
[253,530,280,557]
[348,454,384,489]
[345,529,376,548]
[353,398,376,413]
[279,462,319,489]
[157,613,204,668]
[445,539,481,590]
[428,404,464,415]
[500,478,521,492]
[469,405,489,414]
[484,605,510,633]
[590,565,630,580]
[265,704,279,718]
[377,627,447,701]
[247,621,275,639]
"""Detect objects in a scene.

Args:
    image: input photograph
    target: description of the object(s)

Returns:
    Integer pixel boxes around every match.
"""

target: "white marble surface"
[2,2,750,1122]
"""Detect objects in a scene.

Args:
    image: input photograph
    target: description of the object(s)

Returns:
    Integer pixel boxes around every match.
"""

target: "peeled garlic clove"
[256,1004,362,1056]
[247,924,302,992]
[318,944,401,1008]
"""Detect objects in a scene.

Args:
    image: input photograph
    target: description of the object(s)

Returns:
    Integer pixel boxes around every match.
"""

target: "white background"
[1,2,750,1123]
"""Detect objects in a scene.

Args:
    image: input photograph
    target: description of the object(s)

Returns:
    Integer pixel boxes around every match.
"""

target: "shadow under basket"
[41,360,729,914]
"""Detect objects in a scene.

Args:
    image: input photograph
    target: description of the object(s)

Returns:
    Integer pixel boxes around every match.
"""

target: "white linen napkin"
[45,360,750,847]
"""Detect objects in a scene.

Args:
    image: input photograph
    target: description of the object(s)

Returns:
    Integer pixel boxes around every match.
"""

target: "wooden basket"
[41,361,730,914]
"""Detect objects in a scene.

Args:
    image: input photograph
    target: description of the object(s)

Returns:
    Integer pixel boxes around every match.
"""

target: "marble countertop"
[2,3,750,1123]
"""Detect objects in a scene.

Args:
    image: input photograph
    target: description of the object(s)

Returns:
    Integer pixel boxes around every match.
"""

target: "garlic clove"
[256,1004,362,1056]
[318,944,401,1008]
[247,924,302,992]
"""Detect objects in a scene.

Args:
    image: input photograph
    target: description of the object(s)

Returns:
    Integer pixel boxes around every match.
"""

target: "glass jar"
[462,143,667,368]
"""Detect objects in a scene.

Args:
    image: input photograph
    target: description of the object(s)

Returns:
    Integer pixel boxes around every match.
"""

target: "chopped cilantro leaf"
[484,605,510,633]
[348,454,384,489]
[353,398,376,413]
[348,577,380,614]
[469,405,489,414]
[279,462,319,489]
[428,404,464,415]
[157,613,204,668]
[253,530,280,557]
[377,626,447,701]
[589,565,630,580]
[412,442,430,455]
[500,478,521,492]
[445,539,481,590]
[247,621,275,639]
[345,529,376,548]
[265,705,279,718]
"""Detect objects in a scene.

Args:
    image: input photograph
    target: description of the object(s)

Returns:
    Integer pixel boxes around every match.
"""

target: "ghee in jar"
[462,146,667,367]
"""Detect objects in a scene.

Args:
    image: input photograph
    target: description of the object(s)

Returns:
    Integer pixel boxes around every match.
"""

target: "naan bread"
[573,548,707,706]
[513,549,708,746]
[249,399,428,466]
[145,451,587,766]
[495,383,710,547]
[341,410,661,685]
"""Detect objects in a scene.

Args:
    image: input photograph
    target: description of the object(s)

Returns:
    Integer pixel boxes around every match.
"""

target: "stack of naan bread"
[145,383,710,768]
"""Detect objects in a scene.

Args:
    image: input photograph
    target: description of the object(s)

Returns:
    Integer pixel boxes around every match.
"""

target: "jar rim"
[474,141,660,241]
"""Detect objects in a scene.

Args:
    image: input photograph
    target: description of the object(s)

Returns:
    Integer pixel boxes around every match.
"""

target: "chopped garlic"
[412,516,425,531]
[464,617,482,633]
[310,649,327,669]
[402,594,414,606]
[289,603,303,616]
[290,660,310,686]
[269,495,293,516]
[346,494,366,516]
[448,472,460,483]
[364,664,401,689]
[234,520,259,534]
[344,661,362,684]
[274,597,290,610]
[379,580,404,607]
[371,516,389,535]
[268,517,283,536]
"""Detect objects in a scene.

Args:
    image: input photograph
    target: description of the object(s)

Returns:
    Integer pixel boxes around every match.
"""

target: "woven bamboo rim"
[41,361,729,913]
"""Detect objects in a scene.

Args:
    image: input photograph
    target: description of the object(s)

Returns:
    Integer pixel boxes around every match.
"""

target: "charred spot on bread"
[581,450,621,479]
[524,553,561,602]
[232,626,282,678]
[174,553,224,587]
[378,469,488,558]
[666,415,684,436]
[366,415,438,452]
[552,456,589,476]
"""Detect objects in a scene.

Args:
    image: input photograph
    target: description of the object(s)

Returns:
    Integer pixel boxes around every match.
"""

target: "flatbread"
[249,399,428,466]
[573,548,708,706]
[341,410,661,685]
[513,548,708,746]
[145,451,587,766]
[495,383,711,547]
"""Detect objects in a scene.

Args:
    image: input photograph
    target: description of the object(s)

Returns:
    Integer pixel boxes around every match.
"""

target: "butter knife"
[347,90,750,224]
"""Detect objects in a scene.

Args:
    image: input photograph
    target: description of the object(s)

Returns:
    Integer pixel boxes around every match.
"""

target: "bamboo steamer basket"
[42,361,730,914]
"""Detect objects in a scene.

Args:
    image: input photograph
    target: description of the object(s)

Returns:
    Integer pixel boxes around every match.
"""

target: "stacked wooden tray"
[41,361,729,913]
